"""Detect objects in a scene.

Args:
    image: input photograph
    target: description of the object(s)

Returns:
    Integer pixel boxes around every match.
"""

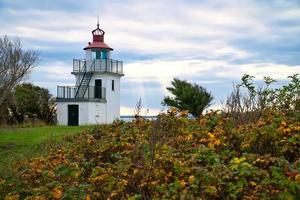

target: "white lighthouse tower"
[56,21,124,125]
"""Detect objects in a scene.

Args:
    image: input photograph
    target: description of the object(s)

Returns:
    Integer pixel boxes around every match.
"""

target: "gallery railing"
[57,86,106,100]
[73,59,123,74]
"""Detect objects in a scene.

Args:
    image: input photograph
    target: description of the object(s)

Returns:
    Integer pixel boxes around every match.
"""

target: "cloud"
[1,0,299,115]
[125,59,299,84]
[2,0,299,62]
[33,61,74,81]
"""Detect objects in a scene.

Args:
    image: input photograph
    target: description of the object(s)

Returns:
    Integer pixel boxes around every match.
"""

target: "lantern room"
[84,21,113,60]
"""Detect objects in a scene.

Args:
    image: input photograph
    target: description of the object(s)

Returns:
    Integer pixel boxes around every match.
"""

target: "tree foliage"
[0,36,39,123]
[163,78,213,117]
[12,83,56,124]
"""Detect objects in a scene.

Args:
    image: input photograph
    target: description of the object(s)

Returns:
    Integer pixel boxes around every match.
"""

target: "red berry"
[191,143,196,147]
[286,172,292,177]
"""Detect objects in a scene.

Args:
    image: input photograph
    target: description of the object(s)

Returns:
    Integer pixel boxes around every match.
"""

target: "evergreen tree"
[163,78,213,117]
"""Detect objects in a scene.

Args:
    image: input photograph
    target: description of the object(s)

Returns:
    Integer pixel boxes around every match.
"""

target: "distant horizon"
[1,0,299,115]
[120,115,158,117]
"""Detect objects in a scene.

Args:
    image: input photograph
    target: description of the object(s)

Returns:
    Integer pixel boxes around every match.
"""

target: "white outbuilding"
[56,22,124,125]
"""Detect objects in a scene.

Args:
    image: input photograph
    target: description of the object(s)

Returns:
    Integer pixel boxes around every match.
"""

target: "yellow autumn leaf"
[120,179,128,186]
[214,139,221,146]
[180,180,186,188]
[52,187,63,199]
[295,174,300,183]
[0,178,5,185]
[281,121,287,127]
[166,172,172,177]
[5,194,20,200]
[283,128,292,134]
[133,169,139,174]
[188,175,195,184]
[186,134,193,140]
[85,195,91,200]
[205,185,217,194]
[250,181,257,186]
[293,125,300,131]
[207,132,215,138]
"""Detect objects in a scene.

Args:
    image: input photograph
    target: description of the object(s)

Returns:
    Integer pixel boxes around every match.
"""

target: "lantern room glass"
[92,50,108,59]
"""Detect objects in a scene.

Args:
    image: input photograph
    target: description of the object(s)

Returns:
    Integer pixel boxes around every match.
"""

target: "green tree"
[162,78,213,117]
[13,83,56,124]
[0,36,39,124]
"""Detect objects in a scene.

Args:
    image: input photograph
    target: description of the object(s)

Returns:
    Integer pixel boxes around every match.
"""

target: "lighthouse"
[56,21,124,125]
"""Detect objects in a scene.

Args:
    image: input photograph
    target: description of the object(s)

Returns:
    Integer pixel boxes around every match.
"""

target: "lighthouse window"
[112,80,115,91]
[101,50,108,59]
[96,51,101,59]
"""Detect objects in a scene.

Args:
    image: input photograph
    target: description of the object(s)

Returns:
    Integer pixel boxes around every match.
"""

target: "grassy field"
[0,125,93,173]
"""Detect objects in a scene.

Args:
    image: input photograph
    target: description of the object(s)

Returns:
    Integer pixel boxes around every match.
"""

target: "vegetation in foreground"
[1,108,300,199]
[0,126,93,173]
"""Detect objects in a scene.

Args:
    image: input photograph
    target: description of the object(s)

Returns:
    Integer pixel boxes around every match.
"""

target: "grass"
[0,125,94,174]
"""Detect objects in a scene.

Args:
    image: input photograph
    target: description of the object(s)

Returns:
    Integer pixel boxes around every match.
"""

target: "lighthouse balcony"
[72,59,123,75]
[56,86,106,102]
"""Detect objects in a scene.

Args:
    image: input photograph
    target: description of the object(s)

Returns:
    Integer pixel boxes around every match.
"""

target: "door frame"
[95,79,102,99]
[68,104,79,126]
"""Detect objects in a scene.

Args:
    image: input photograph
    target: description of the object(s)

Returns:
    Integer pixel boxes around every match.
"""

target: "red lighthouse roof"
[84,21,113,51]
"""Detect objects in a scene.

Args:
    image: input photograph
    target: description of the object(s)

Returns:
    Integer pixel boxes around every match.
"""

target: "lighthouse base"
[56,101,118,126]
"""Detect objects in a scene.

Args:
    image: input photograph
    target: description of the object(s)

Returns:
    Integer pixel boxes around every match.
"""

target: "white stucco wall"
[85,49,92,60]
[56,101,107,125]
[88,102,107,124]
[89,73,121,122]
[56,102,68,125]
[58,72,122,125]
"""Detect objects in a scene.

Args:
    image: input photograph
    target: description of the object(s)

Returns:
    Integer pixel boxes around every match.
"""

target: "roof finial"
[97,16,100,28]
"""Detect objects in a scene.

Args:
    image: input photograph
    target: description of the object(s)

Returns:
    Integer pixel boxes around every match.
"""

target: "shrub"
[1,108,300,199]
[224,74,300,124]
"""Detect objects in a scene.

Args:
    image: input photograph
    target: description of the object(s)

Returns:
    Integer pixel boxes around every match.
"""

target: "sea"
[120,115,157,122]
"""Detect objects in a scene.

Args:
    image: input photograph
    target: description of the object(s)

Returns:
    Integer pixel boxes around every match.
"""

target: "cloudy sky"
[0,0,299,115]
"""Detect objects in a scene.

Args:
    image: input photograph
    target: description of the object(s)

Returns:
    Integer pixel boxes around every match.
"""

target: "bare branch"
[0,36,39,107]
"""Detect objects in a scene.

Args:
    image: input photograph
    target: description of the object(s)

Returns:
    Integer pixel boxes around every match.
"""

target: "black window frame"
[112,80,115,91]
